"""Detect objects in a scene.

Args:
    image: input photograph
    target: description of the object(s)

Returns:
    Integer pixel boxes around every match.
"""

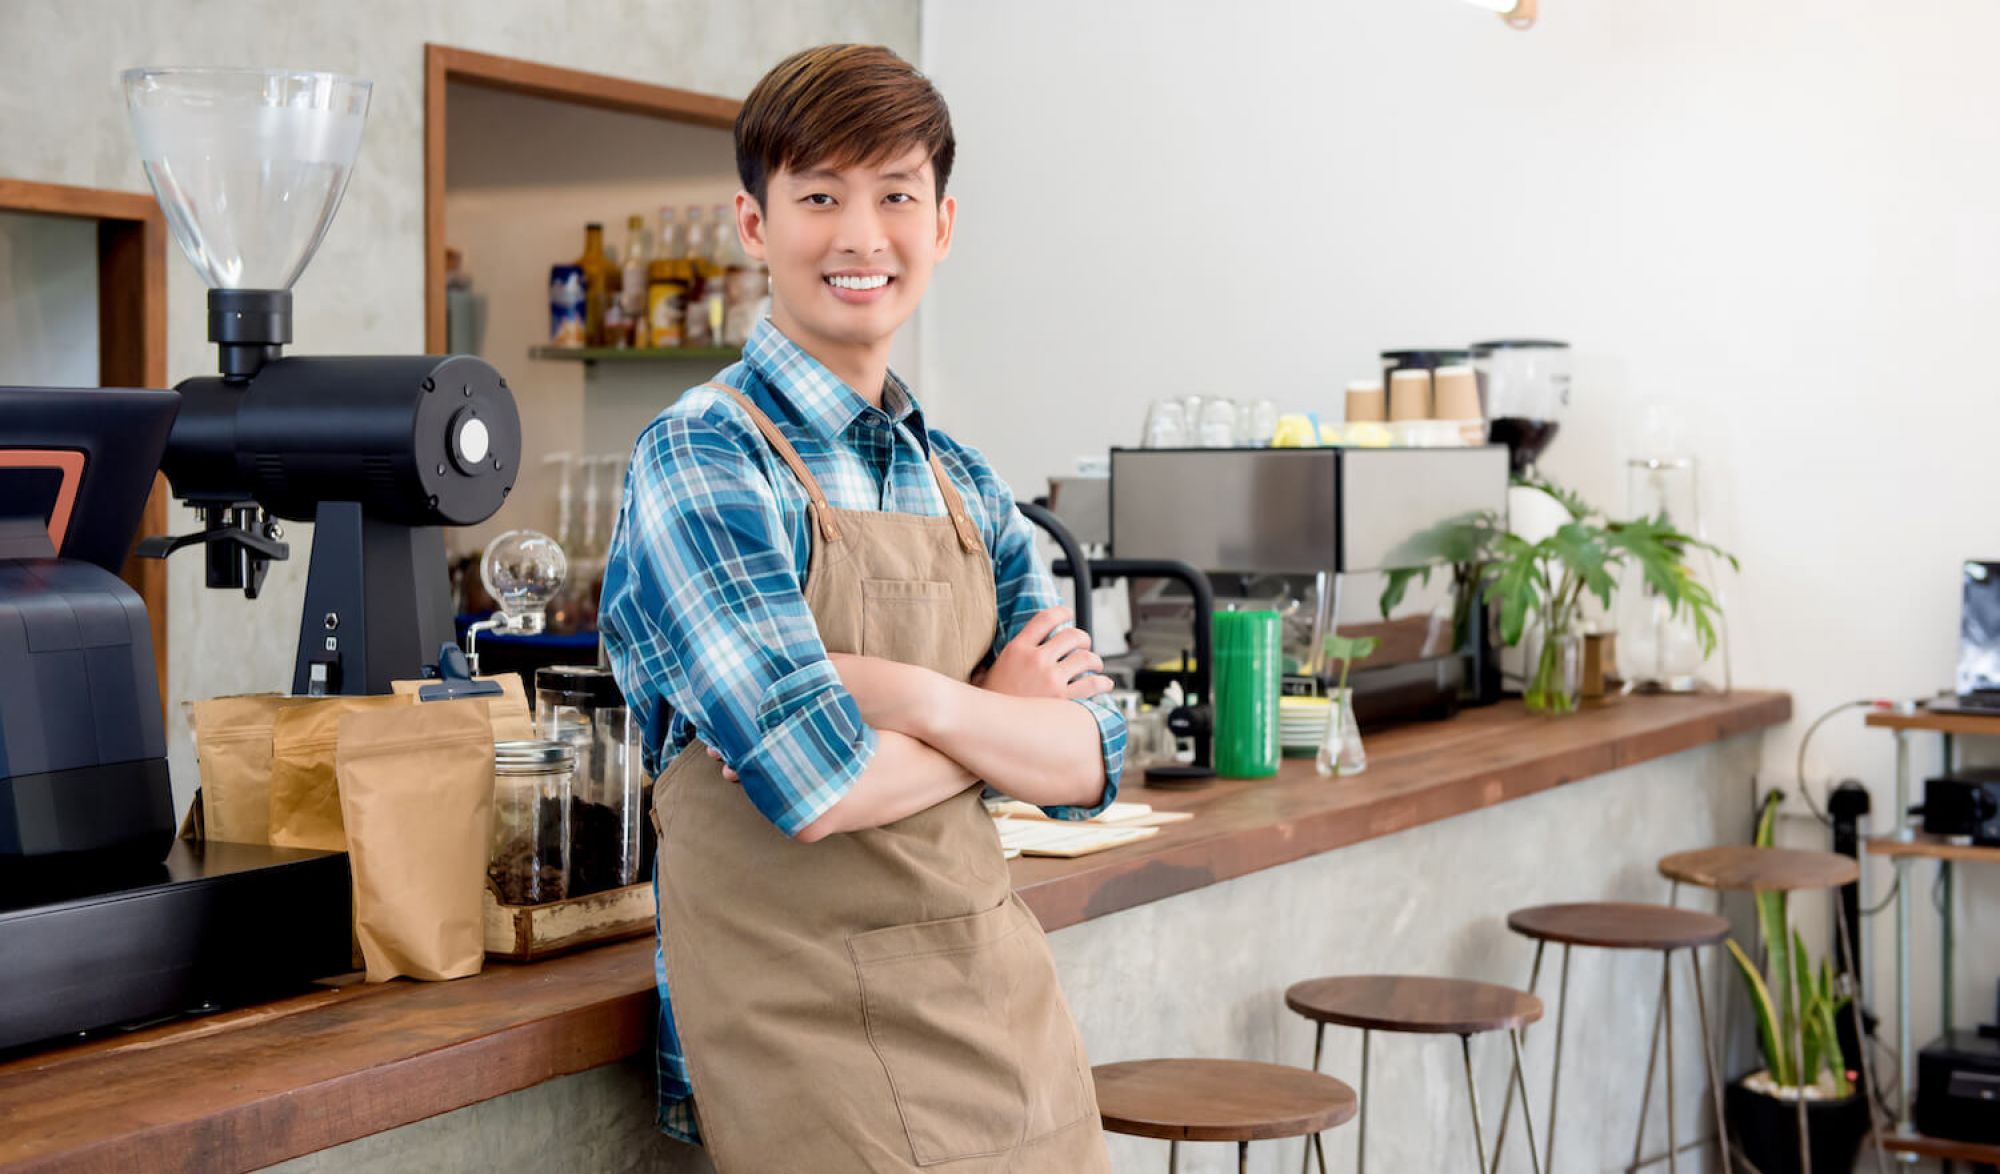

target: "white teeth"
[826,274,890,291]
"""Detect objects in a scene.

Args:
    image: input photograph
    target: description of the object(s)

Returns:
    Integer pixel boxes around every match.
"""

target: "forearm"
[794,729,978,842]
[918,682,1108,809]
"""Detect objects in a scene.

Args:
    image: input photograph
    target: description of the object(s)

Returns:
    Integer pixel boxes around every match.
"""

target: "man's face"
[737,145,955,363]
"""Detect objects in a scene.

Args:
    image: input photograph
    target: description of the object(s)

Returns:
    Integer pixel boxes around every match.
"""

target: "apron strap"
[925,449,985,555]
[708,381,982,555]
[708,382,843,544]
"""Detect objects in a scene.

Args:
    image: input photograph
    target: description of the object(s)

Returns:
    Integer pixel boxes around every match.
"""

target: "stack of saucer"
[1279,695,1331,755]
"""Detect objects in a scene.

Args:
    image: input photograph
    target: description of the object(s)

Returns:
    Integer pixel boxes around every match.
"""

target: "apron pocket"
[860,578,959,667]
[849,895,1091,1165]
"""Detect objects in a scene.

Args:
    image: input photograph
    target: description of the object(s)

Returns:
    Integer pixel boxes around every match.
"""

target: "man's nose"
[831,201,889,256]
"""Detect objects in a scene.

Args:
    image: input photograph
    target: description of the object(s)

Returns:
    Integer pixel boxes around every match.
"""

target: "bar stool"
[1487,901,1732,1174]
[1657,846,1887,1174]
[1285,975,1545,1174]
[1093,1058,1358,1173]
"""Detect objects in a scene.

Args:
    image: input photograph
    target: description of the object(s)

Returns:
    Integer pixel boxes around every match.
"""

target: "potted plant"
[1721,792,1872,1174]
[1316,634,1378,776]
[1483,480,1734,714]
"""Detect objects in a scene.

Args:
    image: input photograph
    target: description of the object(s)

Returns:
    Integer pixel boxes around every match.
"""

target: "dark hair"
[735,44,955,208]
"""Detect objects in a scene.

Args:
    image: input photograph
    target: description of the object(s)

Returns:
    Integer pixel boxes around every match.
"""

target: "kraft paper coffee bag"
[336,700,494,982]
[267,695,411,852]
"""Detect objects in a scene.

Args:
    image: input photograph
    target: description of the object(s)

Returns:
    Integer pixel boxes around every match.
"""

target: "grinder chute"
[126,67,520,694]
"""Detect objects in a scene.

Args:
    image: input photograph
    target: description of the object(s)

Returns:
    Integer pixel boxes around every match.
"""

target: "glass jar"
[1522,617,1583,715]
[491,740,574,905]
[536,665,644,895]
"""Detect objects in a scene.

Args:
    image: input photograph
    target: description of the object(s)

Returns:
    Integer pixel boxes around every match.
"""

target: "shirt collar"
[741,317,926,445]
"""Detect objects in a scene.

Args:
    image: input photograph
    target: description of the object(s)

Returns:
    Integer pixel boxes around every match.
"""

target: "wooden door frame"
[423,44,743,353]
[0,178,170,701]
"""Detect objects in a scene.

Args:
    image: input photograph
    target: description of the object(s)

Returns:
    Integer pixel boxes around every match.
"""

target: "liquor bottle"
[705,203,733,347]
[646,206,688,348]
[681,205,715,348]
[621,213,651,347]
[576,222,615,347]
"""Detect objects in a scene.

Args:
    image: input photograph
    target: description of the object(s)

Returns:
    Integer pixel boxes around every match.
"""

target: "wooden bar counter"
[0,690,1788,1174]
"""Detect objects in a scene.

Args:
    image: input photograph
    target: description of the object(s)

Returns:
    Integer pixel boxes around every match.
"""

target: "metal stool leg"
[1490,940,1548,1174]
[1509,1027,1546,1174]
[1463,1034,1490,1171]
[1689,947,1735,1174]
[1357,1029,1371,1174]
[1312,1131,1329,1174]
[1168,1138,1180,1173]
[1630,968,1668,1170]
[1302,1022,1326,1174]
[1546,944,1572,1174]
[1834,895,1890,1174]
[1664,951,1679,1174]
[1239,1140,1249,1174]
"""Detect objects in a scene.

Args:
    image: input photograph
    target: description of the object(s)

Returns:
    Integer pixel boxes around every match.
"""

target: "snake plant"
[1723,792,1853,1096]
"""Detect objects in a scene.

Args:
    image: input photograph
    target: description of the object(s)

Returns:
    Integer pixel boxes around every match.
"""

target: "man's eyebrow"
[795,167,846,182]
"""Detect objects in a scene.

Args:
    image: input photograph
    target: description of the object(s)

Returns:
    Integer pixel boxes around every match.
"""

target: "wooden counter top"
[0,690,1787,1174]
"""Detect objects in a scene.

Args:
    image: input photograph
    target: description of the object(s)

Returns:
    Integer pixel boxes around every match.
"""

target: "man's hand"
[981,606,1112,701]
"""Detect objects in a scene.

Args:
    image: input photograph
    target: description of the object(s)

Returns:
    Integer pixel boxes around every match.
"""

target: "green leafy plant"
[1724,792,1854,1096]
[1321,634,1380,700]
[1483,479,1736,714]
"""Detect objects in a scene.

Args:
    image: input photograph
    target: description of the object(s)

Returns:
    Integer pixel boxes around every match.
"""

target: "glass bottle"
[646,206,687,348]
[490,740,574,905]
[575,223,614,347]
[621,213,651,346]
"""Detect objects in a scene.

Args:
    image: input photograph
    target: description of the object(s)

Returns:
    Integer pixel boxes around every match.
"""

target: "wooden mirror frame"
[0,178,170,702]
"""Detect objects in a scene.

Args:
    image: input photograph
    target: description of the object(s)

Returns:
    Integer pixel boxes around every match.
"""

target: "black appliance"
[1916,1028,2000,1145]
[1918,770,2000,845]
[0,387,352,1051]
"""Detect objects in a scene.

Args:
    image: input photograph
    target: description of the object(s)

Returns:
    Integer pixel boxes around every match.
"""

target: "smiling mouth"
[825,273,894,291]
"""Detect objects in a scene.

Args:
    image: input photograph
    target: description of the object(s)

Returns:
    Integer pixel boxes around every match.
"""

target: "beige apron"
[653,384,1110,1173]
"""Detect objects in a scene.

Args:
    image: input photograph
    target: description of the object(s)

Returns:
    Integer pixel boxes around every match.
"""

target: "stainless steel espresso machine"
[1096,446,1509,726]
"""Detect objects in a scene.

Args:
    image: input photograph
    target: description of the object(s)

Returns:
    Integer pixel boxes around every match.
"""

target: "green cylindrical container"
[1212,610,1281,778]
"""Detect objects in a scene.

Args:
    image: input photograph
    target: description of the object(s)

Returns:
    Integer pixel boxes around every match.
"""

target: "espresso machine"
[0,67,520,1050]
[1099,446,1510,726]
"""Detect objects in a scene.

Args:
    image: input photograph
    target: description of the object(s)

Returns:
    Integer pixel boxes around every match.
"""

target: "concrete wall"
[265,736,1759,1173]
[918,0,2000,1108]
[0,0,922,817]
[0,210,98,386]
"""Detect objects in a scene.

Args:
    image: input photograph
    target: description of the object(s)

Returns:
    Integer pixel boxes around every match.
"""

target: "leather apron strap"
[707,381,983,554]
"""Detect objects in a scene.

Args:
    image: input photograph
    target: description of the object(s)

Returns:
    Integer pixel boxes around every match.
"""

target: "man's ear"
[934,194,956,262]
[735,191,767,262]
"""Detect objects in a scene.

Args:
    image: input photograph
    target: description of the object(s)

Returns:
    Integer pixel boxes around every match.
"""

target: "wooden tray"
[484,881,653,962]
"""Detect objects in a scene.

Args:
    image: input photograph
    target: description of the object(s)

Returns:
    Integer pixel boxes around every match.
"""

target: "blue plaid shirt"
[600,317,1125,1142]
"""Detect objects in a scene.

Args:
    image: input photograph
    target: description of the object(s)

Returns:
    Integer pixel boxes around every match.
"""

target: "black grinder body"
[160,352,520,694]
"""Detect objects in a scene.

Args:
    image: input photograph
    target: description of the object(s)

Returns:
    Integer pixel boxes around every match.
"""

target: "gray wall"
[269,736,1759,1174]
[0,210,98,386]
[0,0,921,817]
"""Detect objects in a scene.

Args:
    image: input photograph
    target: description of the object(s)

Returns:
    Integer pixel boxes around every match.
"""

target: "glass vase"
[1315,688,1366,777]
[1523,618,1582,715]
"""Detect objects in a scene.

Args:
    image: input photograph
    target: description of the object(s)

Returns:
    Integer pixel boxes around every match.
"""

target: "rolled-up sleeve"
[948,442,1125,820]
[601,407,872,837]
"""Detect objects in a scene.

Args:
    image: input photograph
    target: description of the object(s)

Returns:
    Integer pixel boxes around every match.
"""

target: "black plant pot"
[1725,1076,1870,1174]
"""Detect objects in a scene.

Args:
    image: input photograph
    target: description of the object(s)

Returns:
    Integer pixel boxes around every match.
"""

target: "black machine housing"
[1920,770,2000,845]
[145,288,522,695]
[0,385,351,1051]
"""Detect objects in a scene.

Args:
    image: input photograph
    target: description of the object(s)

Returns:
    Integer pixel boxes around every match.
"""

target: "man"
[600,43,1123,1173]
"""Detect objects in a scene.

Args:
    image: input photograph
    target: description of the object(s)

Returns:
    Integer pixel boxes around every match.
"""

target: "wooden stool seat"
[1658,845,1859,893]
[1507,901,1730,951]
[1092,1059,1359,1142]
[1284,975,1542,1036]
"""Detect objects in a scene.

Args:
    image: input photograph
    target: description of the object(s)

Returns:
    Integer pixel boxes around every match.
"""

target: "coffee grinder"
[0,67,521,1051]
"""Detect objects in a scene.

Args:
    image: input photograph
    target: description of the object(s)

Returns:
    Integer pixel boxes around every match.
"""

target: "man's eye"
[885,193,916,205]
[803,193,836,207]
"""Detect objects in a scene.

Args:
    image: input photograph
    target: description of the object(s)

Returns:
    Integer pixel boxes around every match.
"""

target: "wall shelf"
[527,345,739,364]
